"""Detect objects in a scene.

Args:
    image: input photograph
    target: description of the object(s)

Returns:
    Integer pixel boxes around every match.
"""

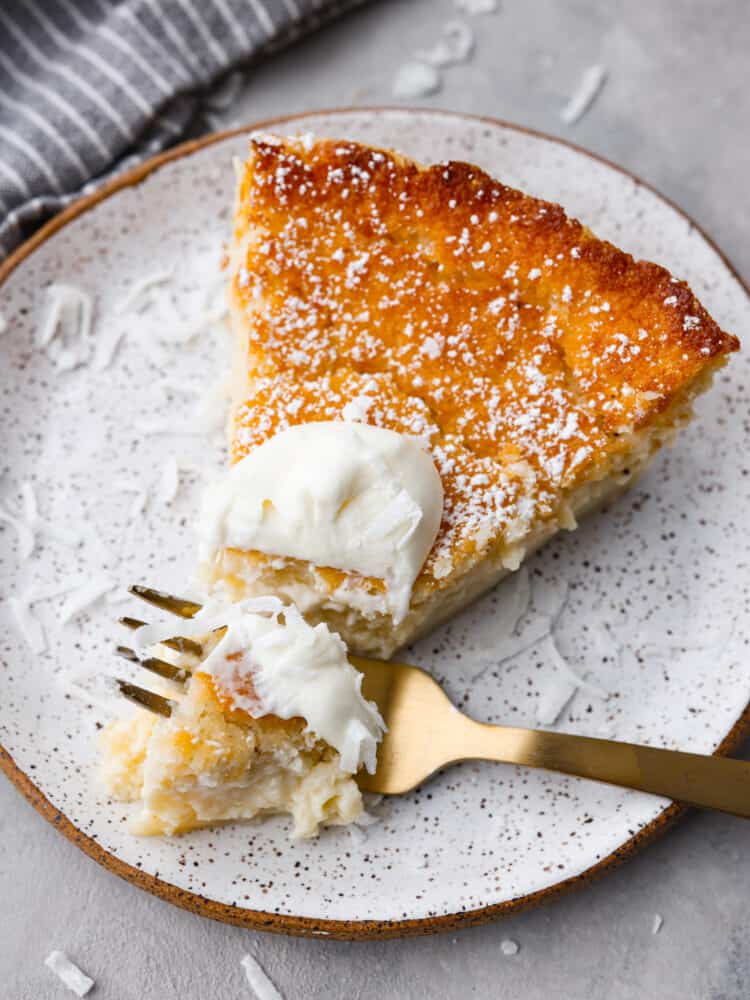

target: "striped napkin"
[0,0,361,259]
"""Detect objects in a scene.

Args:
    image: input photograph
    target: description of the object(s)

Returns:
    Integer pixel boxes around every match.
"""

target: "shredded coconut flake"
[392,62,441,98]
[416,20,475,66]
[536,668,577,725]
[240,954,284,1000]
[354,809,381,828]
[26,574,92,605]
[0,499,35,559]
[0,312,7,335]
[44,952,94,997]
[652,913,663,935]
[560,65,607,125]
[348,824,368,845]
[453,0,497,11]
[500,938,520,956]
[116,270,173,314]
[58,576,115,625]
[548,633,609,698]
[195,375,230,434]
[93,325,127,371]
[37,284,95,371]
[158,294,227,347]
[114,480,149,518]
[156,456,180,505]
[6,596,46,652]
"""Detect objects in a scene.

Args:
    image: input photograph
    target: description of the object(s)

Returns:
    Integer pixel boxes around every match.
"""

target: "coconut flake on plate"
[530,574,569,623]
[156,456,181,505]
[652,913,664,935]
[44,951,94,997]
[416,21,475,66]
[392,62,442,99]
[0,497,35,560]
[535,636,579,725]
[547,632,610,699]
[194,373,231,434]
[92,325,128,371]
[492,565,531,638]
[500,938,520,956]
[58,575,116,625]
[560,65,607,125]
[26,573,92,605]
[1,480,83,554]
[6,595,47,652]
[470,607,551,683]
[37,284,95,371]
[0,312,7,335]
[114,479,150,518]
[157,296,227,347]
[536,676,576,726]
[348,824,368,845]
[116,269,173,314]
[240,954,284,1000]
[354,810,381,828]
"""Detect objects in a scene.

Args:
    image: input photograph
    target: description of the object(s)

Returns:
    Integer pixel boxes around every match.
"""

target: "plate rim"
[1,106,748,941]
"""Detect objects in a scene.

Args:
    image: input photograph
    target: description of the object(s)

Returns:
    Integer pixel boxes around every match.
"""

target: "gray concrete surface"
[3,1,750,997]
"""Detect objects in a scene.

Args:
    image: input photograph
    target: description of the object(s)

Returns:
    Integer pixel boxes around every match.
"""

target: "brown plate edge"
[1,107,749,941]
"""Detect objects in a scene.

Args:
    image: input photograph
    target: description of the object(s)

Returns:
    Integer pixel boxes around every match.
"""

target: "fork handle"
[459,720,750,817]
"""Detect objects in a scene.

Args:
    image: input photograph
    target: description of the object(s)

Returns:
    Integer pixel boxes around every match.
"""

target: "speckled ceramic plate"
[1,109,749,940]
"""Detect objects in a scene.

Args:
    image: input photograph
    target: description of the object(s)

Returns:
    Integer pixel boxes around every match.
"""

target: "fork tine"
[115,645,191,683]
[119,616,203,657]
[129,585,202,619]
[116,678,175,717]
[115,644,139,663]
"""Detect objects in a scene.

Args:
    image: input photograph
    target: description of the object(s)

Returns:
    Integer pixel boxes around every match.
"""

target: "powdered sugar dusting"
[231,136,720,590]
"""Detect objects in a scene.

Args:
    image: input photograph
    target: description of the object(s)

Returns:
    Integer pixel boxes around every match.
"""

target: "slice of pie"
[202,133,738,658]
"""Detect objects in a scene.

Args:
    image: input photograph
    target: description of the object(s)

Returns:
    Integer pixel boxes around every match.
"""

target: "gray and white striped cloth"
[0,0,361,259]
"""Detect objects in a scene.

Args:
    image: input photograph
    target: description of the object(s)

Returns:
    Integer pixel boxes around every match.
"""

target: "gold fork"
[117,585,750,818]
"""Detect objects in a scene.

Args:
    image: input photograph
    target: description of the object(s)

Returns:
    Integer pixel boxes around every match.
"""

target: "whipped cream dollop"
[134,597,385,773]
[199,421,444,622]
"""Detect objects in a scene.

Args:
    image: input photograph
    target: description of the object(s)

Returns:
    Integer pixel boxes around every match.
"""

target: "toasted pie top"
[228,135,737,587]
